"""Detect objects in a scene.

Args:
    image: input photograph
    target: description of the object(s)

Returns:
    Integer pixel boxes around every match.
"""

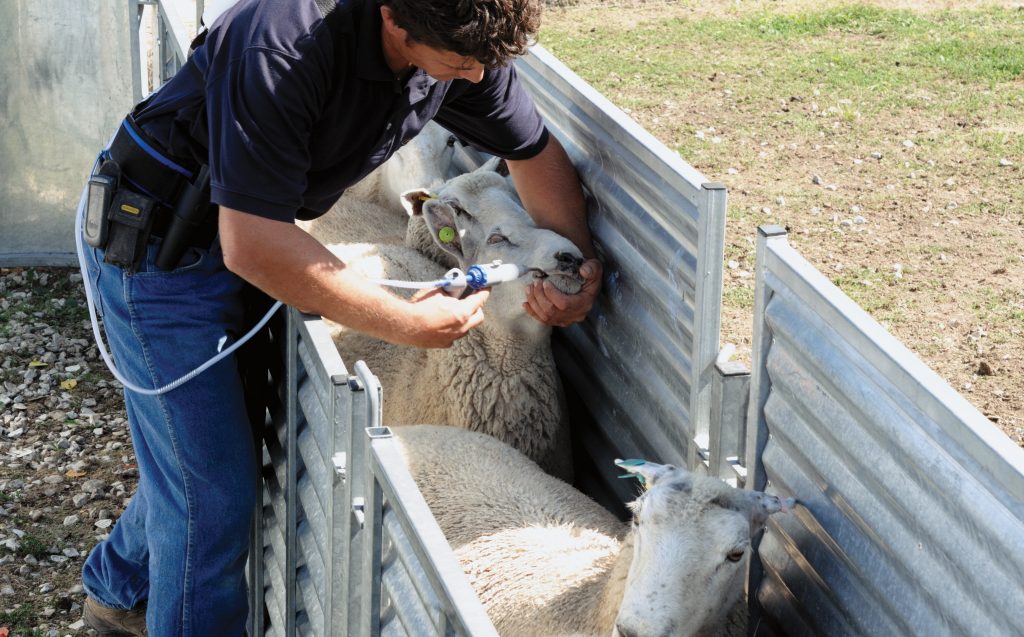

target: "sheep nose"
[555,251,584,273]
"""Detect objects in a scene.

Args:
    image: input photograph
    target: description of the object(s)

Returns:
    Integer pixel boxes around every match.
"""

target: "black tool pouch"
[103,189,158,272]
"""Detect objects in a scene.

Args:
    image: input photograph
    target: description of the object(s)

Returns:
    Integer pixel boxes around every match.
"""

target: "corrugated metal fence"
[745,226,1024,636]
[253,309,497,636]
[517,47,728,500]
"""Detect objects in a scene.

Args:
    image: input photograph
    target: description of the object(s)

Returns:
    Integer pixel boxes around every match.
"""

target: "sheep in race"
[395,424,796,637]
[299,121,460,246]
[327,158,585,480]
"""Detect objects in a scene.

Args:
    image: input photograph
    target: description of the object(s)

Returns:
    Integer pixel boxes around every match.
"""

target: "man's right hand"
[403,288,490,348]
[219,207,490,349]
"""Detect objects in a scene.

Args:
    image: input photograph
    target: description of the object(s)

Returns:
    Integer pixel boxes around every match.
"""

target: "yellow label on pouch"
[120,204,140,215]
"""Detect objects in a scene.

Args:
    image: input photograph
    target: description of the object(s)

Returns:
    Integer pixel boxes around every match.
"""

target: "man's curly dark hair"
[381,0,541,68]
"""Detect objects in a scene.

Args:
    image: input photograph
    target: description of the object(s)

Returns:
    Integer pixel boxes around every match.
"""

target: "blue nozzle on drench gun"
[442,262,523,292]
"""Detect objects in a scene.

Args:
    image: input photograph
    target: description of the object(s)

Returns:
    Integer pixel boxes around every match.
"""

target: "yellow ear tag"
[438,226,456,243]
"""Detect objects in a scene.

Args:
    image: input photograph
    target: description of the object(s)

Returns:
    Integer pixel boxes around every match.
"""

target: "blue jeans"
[81,236,257,636]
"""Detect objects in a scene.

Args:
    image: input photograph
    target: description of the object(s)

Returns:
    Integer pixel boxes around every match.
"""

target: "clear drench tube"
[369,261,523,294]
[74,176,283,397]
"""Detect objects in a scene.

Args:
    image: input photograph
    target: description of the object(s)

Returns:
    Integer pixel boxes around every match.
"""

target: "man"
[80,0,601,634]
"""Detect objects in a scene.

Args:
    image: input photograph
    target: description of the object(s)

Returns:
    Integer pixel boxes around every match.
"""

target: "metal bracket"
[332,452,346,480]
[352,497,366,528]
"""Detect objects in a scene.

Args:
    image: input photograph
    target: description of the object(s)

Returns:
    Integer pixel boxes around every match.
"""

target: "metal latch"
[352,497,365,528]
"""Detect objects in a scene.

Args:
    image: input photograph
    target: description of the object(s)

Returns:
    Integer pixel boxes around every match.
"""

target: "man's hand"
[404,288,491,348]
[524,258,602,327]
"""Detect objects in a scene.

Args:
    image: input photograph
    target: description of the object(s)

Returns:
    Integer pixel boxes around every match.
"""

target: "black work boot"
[82,596,148,636]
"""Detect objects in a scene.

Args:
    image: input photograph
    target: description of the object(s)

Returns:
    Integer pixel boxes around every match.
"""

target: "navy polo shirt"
[132,0,548,222]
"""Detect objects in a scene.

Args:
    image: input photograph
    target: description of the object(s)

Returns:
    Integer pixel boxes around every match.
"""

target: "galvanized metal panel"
[364,427,500,637]
[515,46,726,479]
[746,226,1024,636]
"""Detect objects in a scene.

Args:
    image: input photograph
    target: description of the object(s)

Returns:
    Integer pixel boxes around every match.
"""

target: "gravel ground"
[1,267,137,636]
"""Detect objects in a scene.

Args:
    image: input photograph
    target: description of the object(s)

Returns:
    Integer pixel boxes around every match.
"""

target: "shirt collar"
[406,70,438,104]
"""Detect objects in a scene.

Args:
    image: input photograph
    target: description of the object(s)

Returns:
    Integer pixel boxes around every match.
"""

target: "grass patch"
[19,533,49,559]
[0,603,40,634]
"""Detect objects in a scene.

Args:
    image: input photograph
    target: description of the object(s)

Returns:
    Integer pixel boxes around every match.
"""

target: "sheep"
[394,424,796,637]
[327,158,585,480]
[299,121,460,246]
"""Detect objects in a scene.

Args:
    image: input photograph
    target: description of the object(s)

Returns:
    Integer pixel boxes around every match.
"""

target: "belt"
[106,116,218,249]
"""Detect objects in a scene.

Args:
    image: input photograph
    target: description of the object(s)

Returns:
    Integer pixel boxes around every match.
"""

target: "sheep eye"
[726,549,745,563]
[487,233,508,245]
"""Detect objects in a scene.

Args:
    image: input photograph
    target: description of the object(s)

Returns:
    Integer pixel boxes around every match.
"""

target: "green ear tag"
[438,226,456,243]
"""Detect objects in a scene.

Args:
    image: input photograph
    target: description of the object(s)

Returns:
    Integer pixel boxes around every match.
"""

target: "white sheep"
[327,159,585,480]
[300,121,460,246]
[394,424,795,637]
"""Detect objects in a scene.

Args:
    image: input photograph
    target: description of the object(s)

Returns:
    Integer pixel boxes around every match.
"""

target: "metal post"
[709,355,750,486]
[359,429,390,637]
[689,181,728,471]
[284,310,298,637]
[744,224,789,634]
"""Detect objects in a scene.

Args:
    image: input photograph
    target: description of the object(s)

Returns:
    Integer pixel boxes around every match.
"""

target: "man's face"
[379,5,486,84]
[403,40,486,83]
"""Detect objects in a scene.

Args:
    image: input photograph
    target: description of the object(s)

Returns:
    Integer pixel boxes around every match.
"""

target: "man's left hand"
[524,258,603,327]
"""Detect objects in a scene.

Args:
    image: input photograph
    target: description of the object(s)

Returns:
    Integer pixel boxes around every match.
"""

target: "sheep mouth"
[526,267,584,295]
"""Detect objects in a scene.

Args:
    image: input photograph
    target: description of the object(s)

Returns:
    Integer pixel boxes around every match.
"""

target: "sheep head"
[401,158,585,334]
[613,459,796,637]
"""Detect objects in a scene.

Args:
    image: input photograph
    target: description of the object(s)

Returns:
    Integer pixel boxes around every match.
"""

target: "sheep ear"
[713,490,797,533]
[615,459,687,490]
[400,189,435,218]
[419,198,464,259]
[474,156,503,175]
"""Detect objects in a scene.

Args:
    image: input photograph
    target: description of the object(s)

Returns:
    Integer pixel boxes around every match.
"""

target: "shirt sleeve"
[206,46,330,222]
[434,63,549,161]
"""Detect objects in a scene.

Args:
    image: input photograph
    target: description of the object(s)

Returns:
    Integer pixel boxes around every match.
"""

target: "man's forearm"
[507,135,594,258]
[218,207,490,348]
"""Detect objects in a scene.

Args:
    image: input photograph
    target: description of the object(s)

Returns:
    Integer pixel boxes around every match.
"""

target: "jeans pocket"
[134,243,207,277]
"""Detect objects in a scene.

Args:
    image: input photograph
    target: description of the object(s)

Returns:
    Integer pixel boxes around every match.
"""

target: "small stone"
[812,174,823,185]
[761,207,772,215]
[63,547,80,558]
[63,515,80,526]
[82,479,106,494]
[871,151,883,160]
[853,216,867,225]
[65,364,82,373]
[726,167,738,175]
[977,360,995,376]
[72,493,90,507]
[95,519,113,530]
[39,582,55,594]
[903,139,916,148]
[850,205,861,214]
[776,196,786,206]
[998,158,1013,167]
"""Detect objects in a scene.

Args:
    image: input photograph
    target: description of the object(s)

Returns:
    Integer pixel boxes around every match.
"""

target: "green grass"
[19,533,49,559]
[542,5,1024,126]
[0,603,41,634]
